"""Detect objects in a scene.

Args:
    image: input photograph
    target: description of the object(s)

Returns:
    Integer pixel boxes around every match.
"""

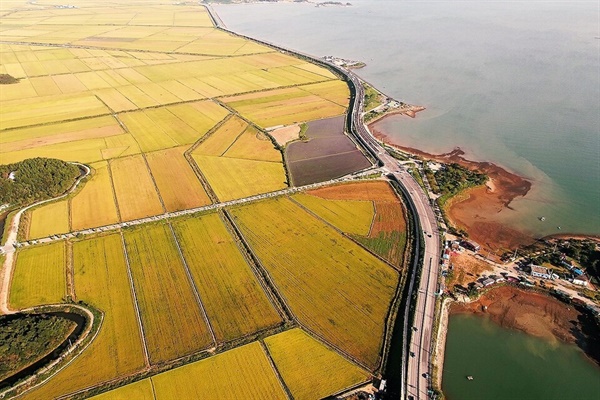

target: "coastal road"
[345,69,442,399]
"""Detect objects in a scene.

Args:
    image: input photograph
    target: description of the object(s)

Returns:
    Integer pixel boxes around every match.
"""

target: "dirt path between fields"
[0,163,90,315]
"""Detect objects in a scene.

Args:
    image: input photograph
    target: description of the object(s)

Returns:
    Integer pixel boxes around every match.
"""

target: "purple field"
[286,115,371,186]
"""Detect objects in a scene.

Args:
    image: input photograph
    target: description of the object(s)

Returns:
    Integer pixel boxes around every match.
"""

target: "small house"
[573,276,589,287]
[482,278,495,287]
[530,265,552,280]
[461,240,480,252]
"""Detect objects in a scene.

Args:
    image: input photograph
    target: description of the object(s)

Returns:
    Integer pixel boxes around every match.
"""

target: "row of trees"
[0,158,81,207]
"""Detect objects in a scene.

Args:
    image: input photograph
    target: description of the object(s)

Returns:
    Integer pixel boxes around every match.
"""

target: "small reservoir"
[442,314,600,400]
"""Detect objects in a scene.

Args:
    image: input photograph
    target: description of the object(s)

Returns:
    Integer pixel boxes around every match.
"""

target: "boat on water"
[539,216,546,221]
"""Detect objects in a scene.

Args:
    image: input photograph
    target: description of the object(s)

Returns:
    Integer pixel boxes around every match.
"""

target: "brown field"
[124,224,213,364]
[109,155,164,221]
[145,147,211,212]
[270,124,300,146]
[285,116,371,186]
[306,181,408,266]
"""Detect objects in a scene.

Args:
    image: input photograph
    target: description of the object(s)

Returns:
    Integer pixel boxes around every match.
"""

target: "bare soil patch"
[270,125,300,146]
[0,74,18,85]
[451,286,600,365]
[446,251,493,289]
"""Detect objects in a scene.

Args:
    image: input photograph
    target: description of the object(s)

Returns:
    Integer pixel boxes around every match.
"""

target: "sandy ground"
[269,124,300,146]
[451,286,600,365]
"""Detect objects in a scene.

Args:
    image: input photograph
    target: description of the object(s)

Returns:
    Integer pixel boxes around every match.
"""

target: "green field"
[124,224,213,363]
[229,198,399,368]
[9,242,66,309]
[265,329,370,400]
[172,215,281,342]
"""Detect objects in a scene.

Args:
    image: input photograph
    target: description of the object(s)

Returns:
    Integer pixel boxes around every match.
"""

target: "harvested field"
[145,147,211,212]
[89,379,154,400]
[124,224,213,363]
[230,198,399,369]
[109,155,164,221]
[307,181,408,266]
[71,161,120,231]
[270,124,300,146]
[192,155,286,201]
[26,235,146,399]
[285,116,371,186]
[265,329,370,400]
[292,193,374,236]
[172,215,281,342]
[9,242,66,309]
[27,200,69,239]
[151,342,287,399]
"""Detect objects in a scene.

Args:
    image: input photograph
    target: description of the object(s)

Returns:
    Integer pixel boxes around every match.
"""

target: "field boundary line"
[259,340,294,400]
[141,154,167,214]
[298,324,373,373]
[288,196,401,273]
[367,200,377,236]
[184,113,235,203]
[120,231,151,367]
[149,377,158,400]
[167,222,218,346]
[65,240,75,302]
[218,211,290,323]
[221,210,295,323]
[106,160,123,222]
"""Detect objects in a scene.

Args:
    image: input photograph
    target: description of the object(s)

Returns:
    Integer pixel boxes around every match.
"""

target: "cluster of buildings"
[528,263,590,287]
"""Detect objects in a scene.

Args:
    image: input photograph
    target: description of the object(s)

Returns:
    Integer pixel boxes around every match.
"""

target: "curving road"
[346,68,441,400]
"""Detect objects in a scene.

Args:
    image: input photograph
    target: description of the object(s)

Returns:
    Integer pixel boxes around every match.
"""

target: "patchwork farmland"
[0,2,411,399]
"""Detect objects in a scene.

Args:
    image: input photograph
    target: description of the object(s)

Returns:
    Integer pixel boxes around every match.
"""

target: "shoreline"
[370,121,537,252]
[433,285,600,393]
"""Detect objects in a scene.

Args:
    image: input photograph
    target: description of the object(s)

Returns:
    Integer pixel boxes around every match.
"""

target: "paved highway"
[345,70,441,400]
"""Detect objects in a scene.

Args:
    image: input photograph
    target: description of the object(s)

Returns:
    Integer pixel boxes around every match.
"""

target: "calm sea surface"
[215,0,600,237]
[443,314,600,400]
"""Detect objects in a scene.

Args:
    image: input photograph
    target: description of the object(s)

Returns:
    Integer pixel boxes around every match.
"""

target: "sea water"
[442,314,600,400]
[215,0,600,237]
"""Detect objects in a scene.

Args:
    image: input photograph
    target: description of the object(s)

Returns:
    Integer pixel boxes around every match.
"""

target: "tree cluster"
[0,158,81,207]
[433,163,487,196]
